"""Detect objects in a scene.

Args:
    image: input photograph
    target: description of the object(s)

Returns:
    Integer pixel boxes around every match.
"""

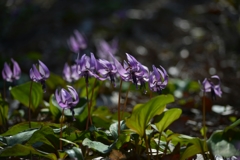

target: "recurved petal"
[11,59,21,80]
[38,60,50,79]
[67,85,79,106]
[74,30,87,49]
[55,89,61,104]
[126,53,139,67]
[2,63,13,81]
[202,78,211,92]
[30,64,42,81]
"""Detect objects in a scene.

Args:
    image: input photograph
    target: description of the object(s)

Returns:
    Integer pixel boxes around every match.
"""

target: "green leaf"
[10,81,43,111]
[0,122,60,136]
[46,72,66,90]
[115,133,131,149]
[154,108,182,133]
[0,144,57,160]
[180,143,203,160]
[82,138,111,154]
[125,95,174,137]
[0,100,8,126]
[65,147,84,160]
[26,126,59,153]
[207,129,240,158]
[109,121,126,140]
[172,135,206,160]
[4,129,38,146]
[49,94,61,120]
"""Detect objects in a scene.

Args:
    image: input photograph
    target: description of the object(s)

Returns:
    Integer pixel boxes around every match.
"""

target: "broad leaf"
[125,95,174,137]
[82,138,111,154]
[154,108,182,133]
[0,144,57,160]
[26,126,59,153]
[208,129,240,158]
[65,147,84,160]
[109,121,126,140]
[172,134,206,160]
[4,129,38,146]
[10,81,43,111]
[0,122,60,136]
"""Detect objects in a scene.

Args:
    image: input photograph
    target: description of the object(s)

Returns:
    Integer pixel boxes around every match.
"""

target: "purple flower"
[201,75,222,100]
[112,53,149,88]
[30,60,50,91]
[149,65,168,94]
[55,85,79,121]
[67,30,87,53]
[96,38,118,60]
[76,53,98,84]
[2,58,21,82]
[63,63,80,83]
[96,59,118,86]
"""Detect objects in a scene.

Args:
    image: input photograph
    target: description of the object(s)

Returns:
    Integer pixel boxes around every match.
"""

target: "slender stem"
[202,92,209,159]
[28,81,33,128]
[202,92,206,142]
[89,78,97,109]
[143,133,150,160]
[149,90,153,99]
[86,82,92,130]
[121,83,131,120]
[117,79,123,136]
[156,132,162,159]
[3,80,6,100]
[60,108,65,151]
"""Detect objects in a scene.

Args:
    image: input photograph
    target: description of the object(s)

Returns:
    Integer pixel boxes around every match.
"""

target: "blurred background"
[0,0,240,107]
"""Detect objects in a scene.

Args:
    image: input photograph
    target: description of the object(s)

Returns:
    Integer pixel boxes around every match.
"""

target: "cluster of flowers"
[1,30,222,120]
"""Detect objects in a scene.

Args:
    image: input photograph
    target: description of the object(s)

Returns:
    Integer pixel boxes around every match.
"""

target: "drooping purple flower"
[96,38,118,60]
[2,58,21,82]
[149,65,168,94]
[111,53,149,88]
[63,63,80,83]
[55,85,79,121]
[96,59,118,86]
[201,75,222,100]
[67,30,87,53]
[76,53,98,84]
[30,60,50,92]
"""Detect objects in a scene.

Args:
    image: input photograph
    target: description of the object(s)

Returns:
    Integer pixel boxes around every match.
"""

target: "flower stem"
[202,91,209,158]
[89,78,97,110]
[3,80,6,100]
[144,133,150,160]
[86,82,92,130]
[118,79,123,136]
[28,81,33,128]
[121,83,131,120]
[60,108,65,151]
[156,132,162,159]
